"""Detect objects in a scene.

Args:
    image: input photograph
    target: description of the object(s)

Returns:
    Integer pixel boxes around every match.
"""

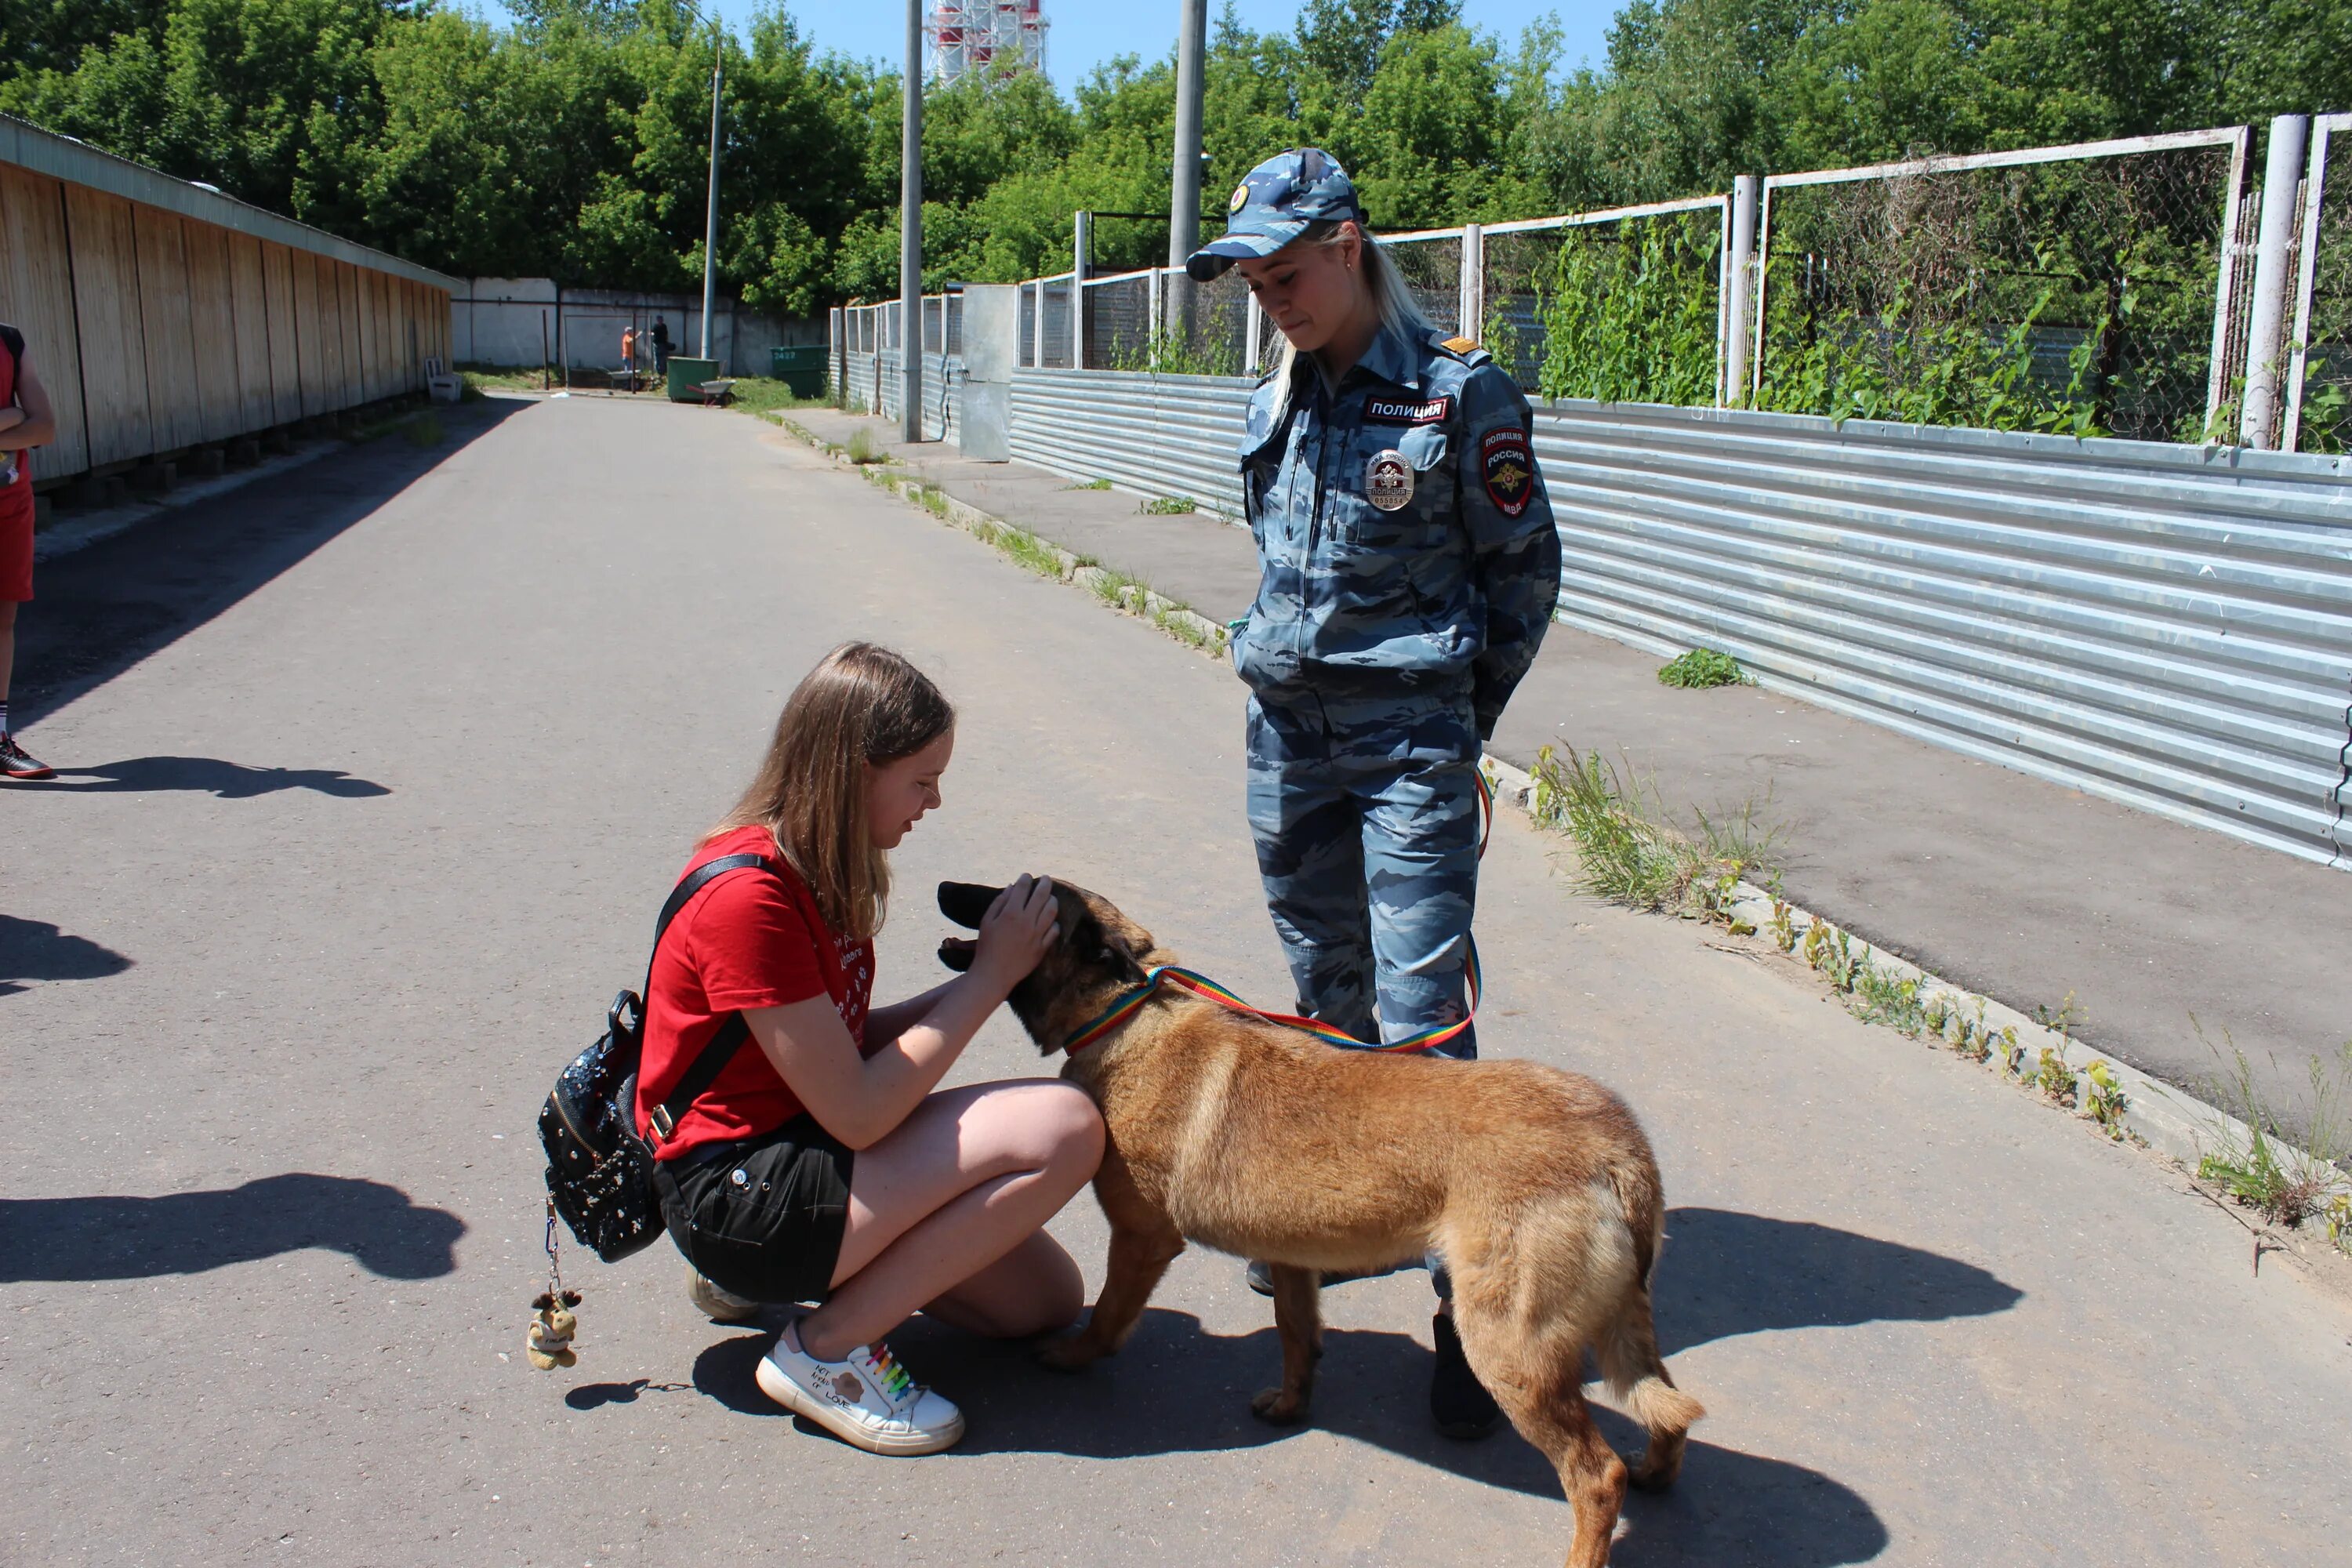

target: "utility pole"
[1164,0,1208,344]
[2240,114,2311,449]
[901,0,924,442]
[699,19,723,362]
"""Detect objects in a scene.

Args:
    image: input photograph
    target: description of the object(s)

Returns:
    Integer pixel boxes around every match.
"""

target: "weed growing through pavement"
[1140,495,1197,515]
[992,525,1067,579]
[1530,744,1782,916]
[1065,477,1112,490]
[1657,648,1752,688]
[2082,1058,2129,1137]
[2194,1025,2352,1233]
[845,429,883,464]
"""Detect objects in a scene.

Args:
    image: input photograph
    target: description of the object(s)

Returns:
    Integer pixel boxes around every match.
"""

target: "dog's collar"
[1059,959,1478,1055]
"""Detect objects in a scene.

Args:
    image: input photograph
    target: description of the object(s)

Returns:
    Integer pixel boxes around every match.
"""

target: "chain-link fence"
[1160,269,1251,377]
[1381,232,1462,337]
[1039,278,1073,369]
[1484,199,1730,404]
[1085,271,1155,368]
[2288,114,2352,452]
[1755,131,2248,442]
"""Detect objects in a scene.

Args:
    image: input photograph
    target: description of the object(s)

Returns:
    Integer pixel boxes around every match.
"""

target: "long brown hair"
[713,643,955,939]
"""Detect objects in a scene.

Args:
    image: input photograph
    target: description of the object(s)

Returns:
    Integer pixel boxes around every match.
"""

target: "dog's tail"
[1599,1160,1705,1491]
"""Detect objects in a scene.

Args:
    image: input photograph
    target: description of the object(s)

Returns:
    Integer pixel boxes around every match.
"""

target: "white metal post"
[2241,114,2311,448]
[1458,223,1483,343]
[899,0,924,441]
[699,26,723,362]
[1724,176,1760,407]
[2282,116,2347,452]
[1073,211,1091,369]
[2204,126,2253,440]
[1032,280,1046,369]
[1245,294,1263,377]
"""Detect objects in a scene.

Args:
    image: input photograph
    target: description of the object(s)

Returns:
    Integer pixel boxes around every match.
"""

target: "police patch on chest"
[1362,393,1452,426]
[1480,427,1534,517]
[1364,449,1415,511]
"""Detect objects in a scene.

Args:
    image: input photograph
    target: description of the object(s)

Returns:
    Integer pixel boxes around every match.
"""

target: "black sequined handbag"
[539,853,771,1262]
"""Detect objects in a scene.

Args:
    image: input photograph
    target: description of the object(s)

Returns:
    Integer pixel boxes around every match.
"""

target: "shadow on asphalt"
[1655,1207,2023,1357]
[0,913,132,996]
[12,398,524,729]
[684,1295,1891,1566]
[0,1174,466,1282]
[4,755,390,797]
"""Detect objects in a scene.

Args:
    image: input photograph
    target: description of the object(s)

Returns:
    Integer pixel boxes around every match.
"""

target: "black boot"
[1429,1310,1502,1439]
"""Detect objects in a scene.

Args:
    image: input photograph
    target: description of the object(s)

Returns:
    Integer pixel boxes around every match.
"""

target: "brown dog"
[938,880,1704,1568]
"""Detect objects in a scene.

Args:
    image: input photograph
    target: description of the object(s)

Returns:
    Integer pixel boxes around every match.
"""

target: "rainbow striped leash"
[1062,768,1497,1057]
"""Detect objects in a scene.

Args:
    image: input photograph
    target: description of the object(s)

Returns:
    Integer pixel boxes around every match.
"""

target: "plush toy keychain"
[528,1198,582,1370]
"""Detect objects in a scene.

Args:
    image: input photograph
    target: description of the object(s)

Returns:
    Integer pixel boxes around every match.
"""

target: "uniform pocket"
[1336,425,1450,549]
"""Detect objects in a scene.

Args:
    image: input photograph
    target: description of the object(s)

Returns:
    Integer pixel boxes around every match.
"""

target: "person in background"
[650,316,672,376]
[621,324,638,389]
[0,321,59,781]
[1185,148,1563,1440]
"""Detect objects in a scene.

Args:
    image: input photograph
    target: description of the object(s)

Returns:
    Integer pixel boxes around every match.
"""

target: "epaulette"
[1442,336,1481,355]
[1436,334,1490,368]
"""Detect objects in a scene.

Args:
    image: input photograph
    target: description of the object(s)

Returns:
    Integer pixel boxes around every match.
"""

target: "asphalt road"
[5,396,2349,1568]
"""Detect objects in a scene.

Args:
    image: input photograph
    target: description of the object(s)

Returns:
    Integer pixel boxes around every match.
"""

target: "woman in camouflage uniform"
[1185,148,1563,1439]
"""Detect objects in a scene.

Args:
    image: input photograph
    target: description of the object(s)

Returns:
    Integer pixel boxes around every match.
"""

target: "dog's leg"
[1249,1265,1323,1425]
[1036,1196,1186,1372]
[1454,1294,1628,1568]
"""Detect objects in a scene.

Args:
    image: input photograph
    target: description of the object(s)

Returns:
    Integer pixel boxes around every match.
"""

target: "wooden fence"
[0,140,454,488]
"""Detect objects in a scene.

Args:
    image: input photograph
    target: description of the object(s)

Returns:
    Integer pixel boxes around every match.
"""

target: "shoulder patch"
[1443,336,1481,355]
[1480,426,1534,517]
[1362,393,1452,426]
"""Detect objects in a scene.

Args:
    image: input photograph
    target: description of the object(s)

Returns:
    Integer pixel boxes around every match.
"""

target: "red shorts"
[0,486,31,603]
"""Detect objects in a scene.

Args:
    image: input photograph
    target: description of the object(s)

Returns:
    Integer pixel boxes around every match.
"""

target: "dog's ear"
[937,881,999,930]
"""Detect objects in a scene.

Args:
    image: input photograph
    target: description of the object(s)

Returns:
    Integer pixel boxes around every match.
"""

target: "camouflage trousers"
[1243,689,1481,1059]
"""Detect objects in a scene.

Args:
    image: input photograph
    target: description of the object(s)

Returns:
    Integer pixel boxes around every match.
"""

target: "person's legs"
[795,1078,1101,1361]
[1357,752,1483,1056]
[1245,697,1377,1042]
[0,597,16,713]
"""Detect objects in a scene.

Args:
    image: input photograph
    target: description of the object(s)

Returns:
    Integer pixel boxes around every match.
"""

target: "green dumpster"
[770,345,829,397]
[666,356,720,401]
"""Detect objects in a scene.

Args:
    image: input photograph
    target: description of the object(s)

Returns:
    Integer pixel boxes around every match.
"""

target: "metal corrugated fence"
[844,349,962,443]
[996,369,2352,867]
[1011,368,1252,517]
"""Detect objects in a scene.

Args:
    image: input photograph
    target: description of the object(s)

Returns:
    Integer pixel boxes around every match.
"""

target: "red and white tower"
[926,0,1047,86]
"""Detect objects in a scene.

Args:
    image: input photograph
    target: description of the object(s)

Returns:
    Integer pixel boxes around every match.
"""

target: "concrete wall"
[451,278,823,376]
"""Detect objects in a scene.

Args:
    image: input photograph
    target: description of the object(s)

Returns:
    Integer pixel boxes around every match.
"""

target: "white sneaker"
[686,1267,762,1323]
[755,1322,966,1455]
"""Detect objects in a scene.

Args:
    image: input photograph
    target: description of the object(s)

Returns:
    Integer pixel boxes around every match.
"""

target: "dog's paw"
[1036,1334,1107,1374]
[1250,1387,1309,1425]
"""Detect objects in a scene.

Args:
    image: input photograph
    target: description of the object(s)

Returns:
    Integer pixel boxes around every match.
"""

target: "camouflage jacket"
[1232,322,1562,739]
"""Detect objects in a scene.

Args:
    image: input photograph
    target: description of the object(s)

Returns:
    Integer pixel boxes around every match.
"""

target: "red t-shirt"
[0,325,32,528]
[634,826,876,1160]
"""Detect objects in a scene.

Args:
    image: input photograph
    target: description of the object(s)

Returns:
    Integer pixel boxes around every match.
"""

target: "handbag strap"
[641,851,776,1142]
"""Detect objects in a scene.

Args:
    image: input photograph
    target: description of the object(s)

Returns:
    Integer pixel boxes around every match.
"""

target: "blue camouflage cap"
[1185,148,1370,281]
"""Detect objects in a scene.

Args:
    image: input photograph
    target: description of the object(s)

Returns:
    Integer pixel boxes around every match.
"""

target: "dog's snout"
[937,880,1000,929]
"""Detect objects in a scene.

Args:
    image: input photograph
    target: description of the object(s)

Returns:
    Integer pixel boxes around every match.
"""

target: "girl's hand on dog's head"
[973,874,1060,990]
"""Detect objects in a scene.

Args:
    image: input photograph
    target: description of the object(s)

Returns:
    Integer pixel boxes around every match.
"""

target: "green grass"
[845,429,884,464]
[1140,495,1196,515]
[1065,477,1112,491]
[723,375,831,419]
[455,364,544,396]
[2195,1025,2352,1235]
[1657,648,1752,688]
[1530,743,1782,913]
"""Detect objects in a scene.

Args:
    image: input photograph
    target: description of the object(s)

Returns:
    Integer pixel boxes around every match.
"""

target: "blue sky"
[486,4,1623,89]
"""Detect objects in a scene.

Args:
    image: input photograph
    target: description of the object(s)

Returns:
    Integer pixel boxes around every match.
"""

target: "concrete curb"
[775,412,2344,1229]
[32,438,343,564]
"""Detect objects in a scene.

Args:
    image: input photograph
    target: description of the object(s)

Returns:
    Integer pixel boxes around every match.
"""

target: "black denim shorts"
[655,1112,854,1305]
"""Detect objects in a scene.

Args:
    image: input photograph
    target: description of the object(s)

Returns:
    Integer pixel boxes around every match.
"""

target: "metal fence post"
[1459,223,1483,343]
[1723,176,1761,407]
[1245,294,1263,377]
[2241,114,2311,448]
[2282,116,2344,452]
[2203,127,2254,439]
[1073,211,1091,369]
